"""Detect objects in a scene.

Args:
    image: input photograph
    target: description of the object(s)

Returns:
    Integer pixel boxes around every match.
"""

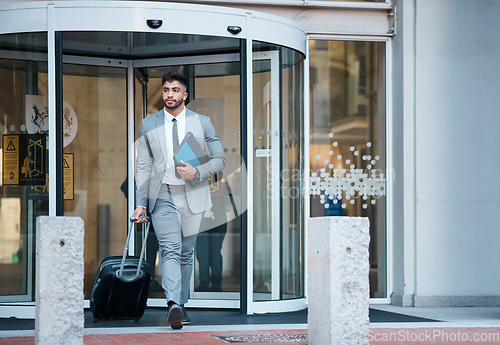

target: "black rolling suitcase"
[90,217,152,321]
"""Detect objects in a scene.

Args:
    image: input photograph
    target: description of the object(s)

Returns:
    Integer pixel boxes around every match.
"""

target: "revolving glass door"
[134,58,243,305]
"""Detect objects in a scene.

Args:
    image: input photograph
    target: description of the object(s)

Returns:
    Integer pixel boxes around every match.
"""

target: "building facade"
[0,0,499,318]
[192,0,500,308]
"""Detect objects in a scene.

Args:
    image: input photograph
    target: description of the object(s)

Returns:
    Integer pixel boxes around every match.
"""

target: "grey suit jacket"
[135,107,226,214]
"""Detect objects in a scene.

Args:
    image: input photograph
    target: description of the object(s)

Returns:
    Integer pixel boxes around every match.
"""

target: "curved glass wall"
[0,2,307,313]
[252,42,305,302]
[0,32,48,301]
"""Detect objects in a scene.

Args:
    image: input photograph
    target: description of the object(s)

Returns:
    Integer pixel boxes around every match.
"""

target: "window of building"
[309,39,387,298]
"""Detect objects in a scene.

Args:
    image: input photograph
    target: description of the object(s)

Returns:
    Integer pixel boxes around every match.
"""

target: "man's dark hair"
[161,70,188,90]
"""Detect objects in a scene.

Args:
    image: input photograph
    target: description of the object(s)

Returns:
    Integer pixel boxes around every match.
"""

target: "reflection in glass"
[0,32,48,301]
[193,71,242,295]
[252,42,305,302]
[309,40,386,298]
[62,64,128,299]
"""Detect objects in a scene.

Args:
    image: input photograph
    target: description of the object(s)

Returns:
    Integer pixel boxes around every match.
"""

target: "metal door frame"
[251,51,281,303]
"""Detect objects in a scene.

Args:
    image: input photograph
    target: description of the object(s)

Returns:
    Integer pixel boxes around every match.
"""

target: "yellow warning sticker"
[63,153,74,200]
[6,139,16,151]
[21,138,44,182]
[3,135,19,185]
[3,134,46,186]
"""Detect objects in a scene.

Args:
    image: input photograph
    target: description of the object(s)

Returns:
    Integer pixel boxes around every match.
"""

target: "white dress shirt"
[163,107,186,185]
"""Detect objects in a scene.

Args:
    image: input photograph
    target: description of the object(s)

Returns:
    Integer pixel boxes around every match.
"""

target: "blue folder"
[173,131,209,186]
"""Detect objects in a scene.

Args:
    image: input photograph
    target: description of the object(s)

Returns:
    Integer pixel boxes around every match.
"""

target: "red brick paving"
[1,328,499,344]
[0,338,34,345]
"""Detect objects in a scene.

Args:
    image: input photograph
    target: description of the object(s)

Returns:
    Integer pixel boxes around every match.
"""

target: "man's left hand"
[177,160,197,180]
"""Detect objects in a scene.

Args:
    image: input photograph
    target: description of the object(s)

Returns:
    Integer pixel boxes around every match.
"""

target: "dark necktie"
[172,118,181,178]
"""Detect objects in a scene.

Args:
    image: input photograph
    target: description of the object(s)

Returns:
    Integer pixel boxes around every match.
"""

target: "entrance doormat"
[214,333,307,343]
[0,308,439,331]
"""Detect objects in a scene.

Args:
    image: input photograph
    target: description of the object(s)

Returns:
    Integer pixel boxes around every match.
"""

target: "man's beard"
[164,98,183,110]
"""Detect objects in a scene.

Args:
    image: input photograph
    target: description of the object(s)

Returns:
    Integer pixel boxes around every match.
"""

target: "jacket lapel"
[185,107,209,155]
[185,108,195,135]
[154,110,168,161]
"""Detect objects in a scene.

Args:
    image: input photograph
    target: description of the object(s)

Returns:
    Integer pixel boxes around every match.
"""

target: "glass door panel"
[134,60,242,301]
[252,51,280,302]
[250,44,305,307]
[280,48,305,300]
[62,63,128,298]
[0,32,48,302]
[192,72,242,299]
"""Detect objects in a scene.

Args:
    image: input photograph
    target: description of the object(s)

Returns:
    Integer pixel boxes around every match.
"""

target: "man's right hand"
[132,206,148,223]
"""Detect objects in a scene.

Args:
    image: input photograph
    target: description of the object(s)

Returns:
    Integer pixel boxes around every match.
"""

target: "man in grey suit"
[132,70,225,329]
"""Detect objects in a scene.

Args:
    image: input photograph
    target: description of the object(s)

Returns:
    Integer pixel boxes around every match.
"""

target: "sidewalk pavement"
[1,305,500,344]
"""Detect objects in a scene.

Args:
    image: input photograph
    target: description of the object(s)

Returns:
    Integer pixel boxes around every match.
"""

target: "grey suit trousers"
[151,184,202,305]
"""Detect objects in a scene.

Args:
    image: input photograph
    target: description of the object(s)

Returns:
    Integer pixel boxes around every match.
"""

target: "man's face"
[162,80,188,112]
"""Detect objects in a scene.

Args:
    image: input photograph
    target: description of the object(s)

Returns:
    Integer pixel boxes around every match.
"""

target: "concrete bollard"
[35,216,85,345]
[307,216,370,345]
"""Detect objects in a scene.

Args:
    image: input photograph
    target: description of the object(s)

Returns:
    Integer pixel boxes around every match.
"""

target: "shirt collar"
[164,106,186,123]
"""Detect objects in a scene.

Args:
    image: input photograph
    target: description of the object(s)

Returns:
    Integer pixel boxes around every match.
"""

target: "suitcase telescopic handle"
[118,216,151,278]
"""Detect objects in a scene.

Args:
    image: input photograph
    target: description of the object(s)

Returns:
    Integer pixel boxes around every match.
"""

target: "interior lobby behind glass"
[309,40,387,298]
[0,33,48,302]
[61,64,128,298]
